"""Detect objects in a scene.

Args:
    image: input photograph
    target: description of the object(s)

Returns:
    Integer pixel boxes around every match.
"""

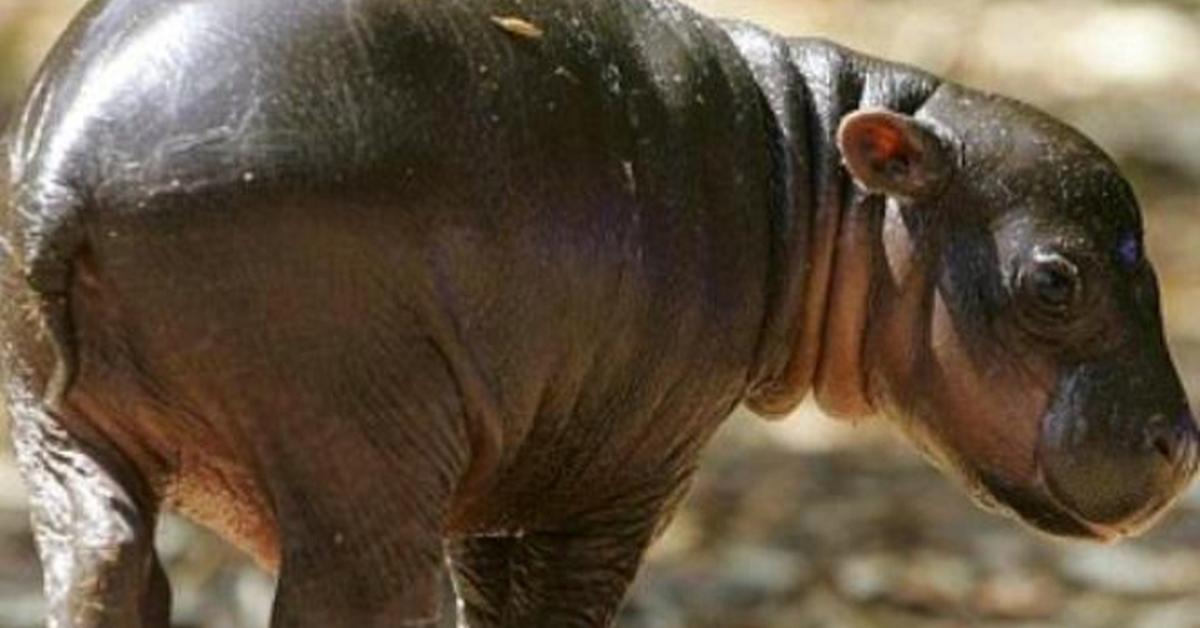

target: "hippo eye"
[1020,253,1082,315]
[1116,232,1142,269]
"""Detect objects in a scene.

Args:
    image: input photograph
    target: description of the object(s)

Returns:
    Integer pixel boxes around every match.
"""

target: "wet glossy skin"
[0,0,1196,626]
[852,88,1200,539]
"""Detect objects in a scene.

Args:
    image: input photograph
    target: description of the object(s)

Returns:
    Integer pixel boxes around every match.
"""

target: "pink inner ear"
[840,111,950,199]
[860,121,907,163]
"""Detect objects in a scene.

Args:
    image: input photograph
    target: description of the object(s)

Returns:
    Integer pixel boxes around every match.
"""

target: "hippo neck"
[724,26,944,417]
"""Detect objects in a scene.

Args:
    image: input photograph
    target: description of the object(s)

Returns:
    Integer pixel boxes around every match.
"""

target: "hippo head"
[835,83,1199,540]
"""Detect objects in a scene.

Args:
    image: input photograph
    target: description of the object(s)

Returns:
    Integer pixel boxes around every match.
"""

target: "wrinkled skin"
[1,0,1196,626]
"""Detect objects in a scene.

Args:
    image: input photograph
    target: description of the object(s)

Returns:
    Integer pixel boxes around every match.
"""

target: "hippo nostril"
[1144,415,1178,464]
[1151,432,1175,462]
[1042,407,1196,527]
[1142,412,1200,470]
[1179,413,1200,473]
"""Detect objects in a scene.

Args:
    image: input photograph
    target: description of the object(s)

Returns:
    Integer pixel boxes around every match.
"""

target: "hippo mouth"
[893,422,1123,541]
[974,470,1168,542]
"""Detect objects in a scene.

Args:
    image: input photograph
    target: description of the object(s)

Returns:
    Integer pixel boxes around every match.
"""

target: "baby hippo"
[1,0,1196,626]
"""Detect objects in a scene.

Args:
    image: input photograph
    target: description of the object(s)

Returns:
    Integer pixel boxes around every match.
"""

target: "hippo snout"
[1038,398,1200,538]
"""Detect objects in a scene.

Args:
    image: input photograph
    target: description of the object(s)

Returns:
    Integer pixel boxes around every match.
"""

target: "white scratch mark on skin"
[553,65,581,84]
[491,15,545,40]
[338,80,370,162]
[342,0,376,61]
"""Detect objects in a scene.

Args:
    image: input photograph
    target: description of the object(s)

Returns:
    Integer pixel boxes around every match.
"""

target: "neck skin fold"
[728,30,942,419]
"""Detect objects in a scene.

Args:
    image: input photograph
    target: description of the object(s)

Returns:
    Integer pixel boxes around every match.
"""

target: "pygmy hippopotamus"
[1,0,1197,626]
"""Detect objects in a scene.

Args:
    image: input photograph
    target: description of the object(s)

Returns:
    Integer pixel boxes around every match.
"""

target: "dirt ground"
[1,1,1199,626]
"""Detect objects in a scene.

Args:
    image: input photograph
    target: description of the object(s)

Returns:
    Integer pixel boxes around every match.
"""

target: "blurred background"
[1,0,1198,626]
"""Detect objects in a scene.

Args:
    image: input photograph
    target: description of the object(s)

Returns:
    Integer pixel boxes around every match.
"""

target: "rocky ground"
[4,418,1200,628]
[622,419,1200,628]
[1,0,1199,626]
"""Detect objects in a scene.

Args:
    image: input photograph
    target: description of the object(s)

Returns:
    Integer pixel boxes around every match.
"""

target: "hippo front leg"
[8,386,169,628]
[260,369,478,627]
[447,536,512,627]
[267,445,459,628]
[450,495,682,628]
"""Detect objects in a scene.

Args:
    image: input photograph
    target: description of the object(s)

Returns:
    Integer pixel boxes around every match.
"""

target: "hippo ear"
[837,109,951,200]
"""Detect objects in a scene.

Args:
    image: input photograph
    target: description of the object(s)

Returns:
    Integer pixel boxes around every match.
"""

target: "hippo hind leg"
[449,483,690,628]
[2,278,169,627]
[8,387,170,627]
[449,522,658,628]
